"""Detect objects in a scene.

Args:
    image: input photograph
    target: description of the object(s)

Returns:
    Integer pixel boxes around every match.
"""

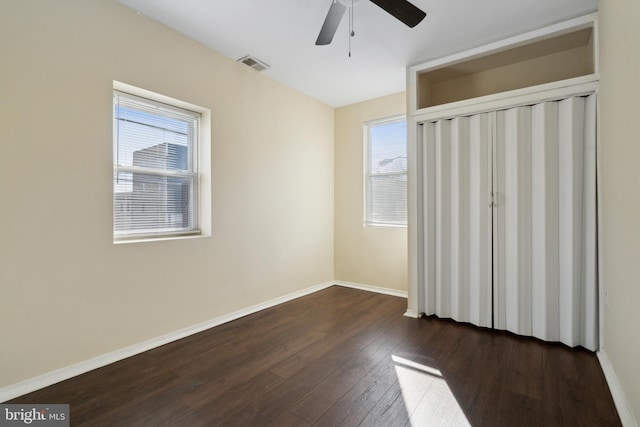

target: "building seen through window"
[365,116,407,227]
[113,91,200,240]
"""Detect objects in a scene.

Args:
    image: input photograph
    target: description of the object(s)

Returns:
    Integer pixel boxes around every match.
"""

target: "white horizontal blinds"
[366,118,407,226]
[425,112,492,328]
[493,94,597,350]
[113,91,200,239]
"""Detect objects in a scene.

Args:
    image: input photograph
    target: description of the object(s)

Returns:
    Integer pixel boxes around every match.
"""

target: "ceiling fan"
[316,0,427,46]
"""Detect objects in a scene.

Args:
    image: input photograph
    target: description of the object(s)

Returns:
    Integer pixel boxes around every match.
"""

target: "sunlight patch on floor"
[392,355,471,427]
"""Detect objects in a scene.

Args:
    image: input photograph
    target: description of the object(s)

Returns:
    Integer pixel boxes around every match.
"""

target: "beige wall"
[599,0,640,421]
[334,92,408,291]
[0,0,334,388]
[6,1,636,417]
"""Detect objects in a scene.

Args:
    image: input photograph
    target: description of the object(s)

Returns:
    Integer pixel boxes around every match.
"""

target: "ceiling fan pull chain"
[351,0,355,37]
[348,0,354,57]
[348,3,351,57]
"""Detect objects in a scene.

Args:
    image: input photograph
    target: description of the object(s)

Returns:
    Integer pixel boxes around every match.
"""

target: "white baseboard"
[0,281,335,403]
[333,280,408,298]
[403,309,421,318]
[597,350,638,427]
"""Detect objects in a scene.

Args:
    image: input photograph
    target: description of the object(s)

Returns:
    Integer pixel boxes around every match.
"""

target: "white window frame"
[364,115,408,228]
[112,81,211,243]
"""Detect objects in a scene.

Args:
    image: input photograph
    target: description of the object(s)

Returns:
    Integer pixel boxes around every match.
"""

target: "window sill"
[364,223,408,229]
[113,233,209,245]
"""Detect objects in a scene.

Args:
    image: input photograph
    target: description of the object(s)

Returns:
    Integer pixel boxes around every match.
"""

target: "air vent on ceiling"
[237,55,270,72]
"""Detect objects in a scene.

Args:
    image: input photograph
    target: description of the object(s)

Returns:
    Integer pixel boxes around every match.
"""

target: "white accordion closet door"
[493,94,597,350]
[422,94,597,350]
[423,113,493,328]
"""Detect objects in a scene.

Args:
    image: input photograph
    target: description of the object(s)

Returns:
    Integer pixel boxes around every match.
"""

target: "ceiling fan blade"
[369,0,426,28]
[315,1,347,45]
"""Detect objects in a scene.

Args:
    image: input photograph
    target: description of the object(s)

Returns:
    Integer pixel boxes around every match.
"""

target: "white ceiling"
[117,0,598,108]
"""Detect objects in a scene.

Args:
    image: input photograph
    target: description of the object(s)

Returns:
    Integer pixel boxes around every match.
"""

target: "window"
[365,116,407,227]
[113,88,202,241]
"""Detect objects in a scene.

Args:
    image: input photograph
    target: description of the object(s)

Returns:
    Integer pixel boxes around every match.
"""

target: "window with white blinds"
[365,116,407,227]
[113,90,201,241]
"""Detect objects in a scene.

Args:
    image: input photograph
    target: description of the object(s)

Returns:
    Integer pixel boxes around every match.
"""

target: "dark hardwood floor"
[9,286,620,426]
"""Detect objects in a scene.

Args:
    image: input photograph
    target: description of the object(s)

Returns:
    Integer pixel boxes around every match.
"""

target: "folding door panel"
[493,94,597,350]
[493,106,533,334]
[424,113,492,328]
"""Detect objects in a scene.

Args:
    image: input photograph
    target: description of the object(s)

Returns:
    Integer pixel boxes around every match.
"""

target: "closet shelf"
[407,14,598,116]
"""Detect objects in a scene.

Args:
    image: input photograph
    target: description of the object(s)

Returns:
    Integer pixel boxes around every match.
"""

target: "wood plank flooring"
[9,286,620,426]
